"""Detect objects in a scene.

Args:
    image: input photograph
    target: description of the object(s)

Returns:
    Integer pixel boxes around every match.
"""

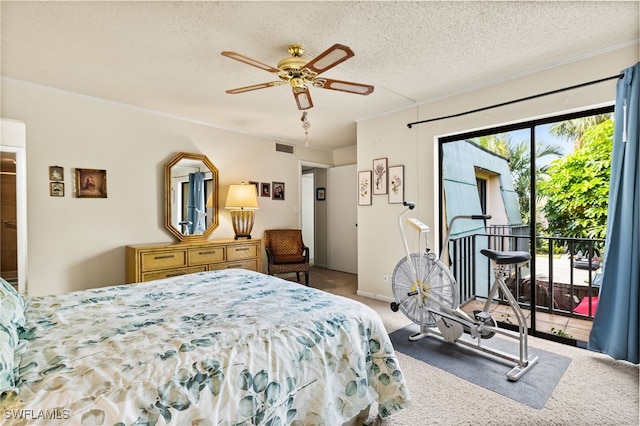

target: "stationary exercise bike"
[389,202,538,381]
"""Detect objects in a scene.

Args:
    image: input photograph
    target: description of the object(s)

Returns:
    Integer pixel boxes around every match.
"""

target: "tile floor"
[461,299,593,342]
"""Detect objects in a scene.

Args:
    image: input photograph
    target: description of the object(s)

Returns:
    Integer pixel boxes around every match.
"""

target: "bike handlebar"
[403,201,415,210]
[398,204,491,261]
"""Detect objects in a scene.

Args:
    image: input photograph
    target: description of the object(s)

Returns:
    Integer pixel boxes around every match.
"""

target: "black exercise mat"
[389,325,571,409]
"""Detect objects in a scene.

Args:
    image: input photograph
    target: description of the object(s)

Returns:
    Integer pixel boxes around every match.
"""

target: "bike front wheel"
[392,253,458,327]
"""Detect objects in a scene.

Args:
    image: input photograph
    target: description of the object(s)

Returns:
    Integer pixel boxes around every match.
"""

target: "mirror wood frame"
[164,152,219,241]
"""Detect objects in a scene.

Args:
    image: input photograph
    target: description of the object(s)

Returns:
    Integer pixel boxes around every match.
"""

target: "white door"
[328,164,357,274]
[300,172,315,261]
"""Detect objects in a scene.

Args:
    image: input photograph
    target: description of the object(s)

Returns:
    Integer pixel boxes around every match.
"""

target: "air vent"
[275,142,294,154]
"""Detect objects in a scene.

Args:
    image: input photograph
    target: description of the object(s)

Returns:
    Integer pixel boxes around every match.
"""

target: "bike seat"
[480,249,531,265]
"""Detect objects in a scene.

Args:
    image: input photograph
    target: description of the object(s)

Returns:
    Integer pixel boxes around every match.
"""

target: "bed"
[0,269,410,425]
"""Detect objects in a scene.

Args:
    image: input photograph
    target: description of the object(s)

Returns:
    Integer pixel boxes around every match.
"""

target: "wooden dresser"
[126,238,262,283]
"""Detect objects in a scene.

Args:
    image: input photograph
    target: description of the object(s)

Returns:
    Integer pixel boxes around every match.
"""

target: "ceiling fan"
[221,43,374,110]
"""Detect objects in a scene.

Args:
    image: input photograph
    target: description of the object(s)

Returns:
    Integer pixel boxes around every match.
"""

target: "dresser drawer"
[127,239,261,283]
[209,259,258,271]
[141,250,187,271]
[227,243,258,261]
[188,246,225,265]
[141,266,206,282]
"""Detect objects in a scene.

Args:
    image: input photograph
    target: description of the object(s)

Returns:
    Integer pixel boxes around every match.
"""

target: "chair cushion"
[273,254,306,264]
[266,230,304,256]
[269,263,310,274]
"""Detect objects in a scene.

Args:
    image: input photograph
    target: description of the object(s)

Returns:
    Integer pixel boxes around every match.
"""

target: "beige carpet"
[297,267,640,426]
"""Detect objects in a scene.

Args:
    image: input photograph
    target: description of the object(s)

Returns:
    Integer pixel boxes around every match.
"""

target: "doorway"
[0,151,18,287]
[1,118,27,294]
[299,161,357,274]
[300,161,330,269]
[327,164,357,274]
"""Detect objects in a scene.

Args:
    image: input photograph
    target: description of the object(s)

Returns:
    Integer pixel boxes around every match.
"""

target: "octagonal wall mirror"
[164,152,219,241]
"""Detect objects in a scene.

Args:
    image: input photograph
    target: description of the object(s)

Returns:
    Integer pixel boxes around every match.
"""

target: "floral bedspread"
[2,269,409,425]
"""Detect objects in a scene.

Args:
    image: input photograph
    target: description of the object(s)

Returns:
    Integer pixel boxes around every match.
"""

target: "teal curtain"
[588,63,639,364]
[186,172,205,235]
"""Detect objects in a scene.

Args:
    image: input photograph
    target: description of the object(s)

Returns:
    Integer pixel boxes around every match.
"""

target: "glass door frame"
[437,104,614,338]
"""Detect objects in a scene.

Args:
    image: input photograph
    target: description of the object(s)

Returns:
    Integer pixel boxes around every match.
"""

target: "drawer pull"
[198,250,217,255]
[235,248,250,252]
[166,272,185,277]
[154,254,175,260]
[227,264,242,268]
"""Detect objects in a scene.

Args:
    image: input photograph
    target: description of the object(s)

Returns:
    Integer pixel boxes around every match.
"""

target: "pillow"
[0,278,25,328]
[0,320,19,394]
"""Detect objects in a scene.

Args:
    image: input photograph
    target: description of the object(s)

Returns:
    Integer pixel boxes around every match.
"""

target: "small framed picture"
[75,168,107,198]
[316,187,326,201]
[388,165,404,204]
[249,181,259,194]
[50,182,64,197]
[358,171,372,206]
[373,158,388,195]
[49,166,64,181]
[260,182,271,197]
[271,182,284,200]
[272,182,285,200]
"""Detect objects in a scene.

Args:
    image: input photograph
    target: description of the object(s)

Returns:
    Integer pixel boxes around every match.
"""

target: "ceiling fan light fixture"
[222,43,373,110]
[276,56,308,72]
[290,77,306,92]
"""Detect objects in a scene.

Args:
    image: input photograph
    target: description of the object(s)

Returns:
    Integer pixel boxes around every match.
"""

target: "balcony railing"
[448,228,604,322]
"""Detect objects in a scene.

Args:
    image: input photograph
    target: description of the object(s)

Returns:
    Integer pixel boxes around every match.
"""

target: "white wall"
[356,45,638,301]
[333,145,356,166]
[1,79,333,296]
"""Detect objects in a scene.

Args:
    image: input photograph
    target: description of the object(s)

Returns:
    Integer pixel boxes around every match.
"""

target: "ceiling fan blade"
[304,44,354,75]
[293,90,313,110]
[315,78,374,95]
[221,51,280,73]
[225,81,284,94]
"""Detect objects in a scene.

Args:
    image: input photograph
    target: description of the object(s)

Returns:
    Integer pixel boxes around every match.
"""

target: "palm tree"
[549,114,611,150]
[508,141,562,224]
[473,133,510,158]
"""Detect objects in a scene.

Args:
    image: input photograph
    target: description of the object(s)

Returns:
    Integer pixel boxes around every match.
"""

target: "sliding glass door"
[439,105,613,345]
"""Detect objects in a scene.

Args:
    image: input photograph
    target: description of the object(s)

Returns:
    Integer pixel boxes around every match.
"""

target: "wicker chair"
[264,229,310,285]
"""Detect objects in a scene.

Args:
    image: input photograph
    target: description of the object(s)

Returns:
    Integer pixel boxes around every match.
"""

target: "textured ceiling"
[1,1,638,151]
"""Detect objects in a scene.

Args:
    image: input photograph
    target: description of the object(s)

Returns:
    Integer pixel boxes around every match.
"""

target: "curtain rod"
[406,73,624,128]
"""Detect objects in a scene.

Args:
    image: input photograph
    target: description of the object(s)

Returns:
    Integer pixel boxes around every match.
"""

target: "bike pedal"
[474,310,492,323]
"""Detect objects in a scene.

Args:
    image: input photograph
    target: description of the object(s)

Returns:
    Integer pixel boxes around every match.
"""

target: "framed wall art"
[260,182,271,197]
[373,157,388,195]
[75,168,107,198]
[316,187,326,201]
[272,182,285,200]
[249,181,260,195]
[49,166,64,181]
[358,170,372,206]
[388,165,404,204]
[50,182,64,197]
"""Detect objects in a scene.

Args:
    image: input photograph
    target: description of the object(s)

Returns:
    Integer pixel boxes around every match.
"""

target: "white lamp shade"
[225,184,259,209]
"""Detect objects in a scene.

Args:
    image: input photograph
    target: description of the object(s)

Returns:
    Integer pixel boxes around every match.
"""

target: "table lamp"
[225,183,259,239]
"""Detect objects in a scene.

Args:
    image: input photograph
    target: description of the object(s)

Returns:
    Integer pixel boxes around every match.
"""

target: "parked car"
[573,252,601,270]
